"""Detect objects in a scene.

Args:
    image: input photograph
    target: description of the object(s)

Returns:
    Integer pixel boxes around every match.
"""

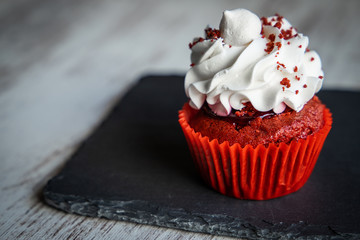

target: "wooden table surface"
[1,0,359,239]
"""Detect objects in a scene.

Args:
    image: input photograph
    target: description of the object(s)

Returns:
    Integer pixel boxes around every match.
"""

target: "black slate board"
[44,75,360,239]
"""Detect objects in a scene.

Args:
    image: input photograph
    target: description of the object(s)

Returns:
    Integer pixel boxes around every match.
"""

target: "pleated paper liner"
[178,102,332,200]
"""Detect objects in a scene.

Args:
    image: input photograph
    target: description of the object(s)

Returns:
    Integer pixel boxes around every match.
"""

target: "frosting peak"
[220,9,262,46]
[185,9,324,116]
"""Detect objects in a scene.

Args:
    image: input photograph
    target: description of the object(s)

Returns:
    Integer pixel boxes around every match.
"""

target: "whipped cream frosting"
[185,8,324,116]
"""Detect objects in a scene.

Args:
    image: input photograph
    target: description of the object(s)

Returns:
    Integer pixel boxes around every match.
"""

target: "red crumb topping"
[295,75,300,81]
[280,77,291,88]
[205,28,221,39]
[287,41,290,45]
[298,45,302,48]
[281,29,294,40]
[264,33,277,54]
[269,34,276,41]
[229,45,232,48]
[277,61,286,69]
[190,63,195,67]
[261,14,299,53]
[275,42,282,50]
[275,13,284,22]
[295,90,299,94]
[294,66,298,72]
[274,22,282,29]
[260,14,297,40]
[261,17,271,26]
[282,87,285,91]
[189,28,221,49]
[265,41,275,54]
[189,37,204,49]
[306,48,310,52]
[303,84,308,88]
[260,17,271,35]
[319,76,324,79]
[310,57,315,61]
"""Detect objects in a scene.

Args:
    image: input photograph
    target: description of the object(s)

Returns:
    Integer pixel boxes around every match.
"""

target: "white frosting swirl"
[185,9,324,116]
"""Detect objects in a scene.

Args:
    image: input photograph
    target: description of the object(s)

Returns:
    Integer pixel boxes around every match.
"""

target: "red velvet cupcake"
[179,8,332,200]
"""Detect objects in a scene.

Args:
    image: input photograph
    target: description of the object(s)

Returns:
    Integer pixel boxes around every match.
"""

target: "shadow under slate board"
[43,75,360,239]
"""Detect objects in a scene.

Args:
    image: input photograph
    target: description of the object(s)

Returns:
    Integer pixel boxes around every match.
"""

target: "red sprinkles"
[276,61,286,70]
[281,29,295,40]
[261,14,297,40]
[275,42,282,50]
[277,62,286,68]
[280,77,291,88]
[259,14,313,94]
[264,34,276,54]
[275,13,284,22]
[261,17,271,26]
[189,37,204,49]
[189,28,221,49]
[261,14,299,54]
[269,34,276,41]
[319,76,324,79]
[205,28,221,39]
[274,22,282,29]
[265,41,275,54]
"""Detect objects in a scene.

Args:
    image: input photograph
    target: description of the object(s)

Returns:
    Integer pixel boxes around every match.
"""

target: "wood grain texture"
[0,0,359,239]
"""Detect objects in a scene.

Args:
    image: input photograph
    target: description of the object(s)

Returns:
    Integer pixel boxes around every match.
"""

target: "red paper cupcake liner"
[178,103,332,200]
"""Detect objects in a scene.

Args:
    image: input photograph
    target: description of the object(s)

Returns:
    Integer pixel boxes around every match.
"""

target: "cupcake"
[179,8,332,200]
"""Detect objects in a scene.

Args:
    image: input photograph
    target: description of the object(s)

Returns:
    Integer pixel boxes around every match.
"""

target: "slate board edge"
[43,184,359,240]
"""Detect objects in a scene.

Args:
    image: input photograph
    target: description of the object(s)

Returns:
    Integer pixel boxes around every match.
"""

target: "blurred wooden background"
[1,0,359,239]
